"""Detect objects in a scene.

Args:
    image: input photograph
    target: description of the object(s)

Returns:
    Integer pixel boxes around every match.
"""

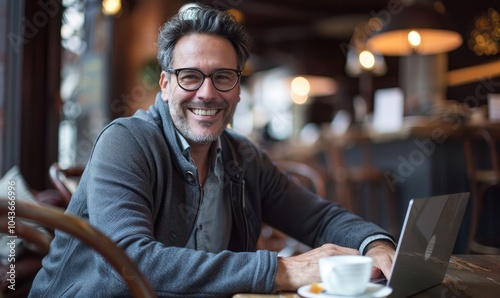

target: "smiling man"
[29,5,395,297]
[160,33,241,185]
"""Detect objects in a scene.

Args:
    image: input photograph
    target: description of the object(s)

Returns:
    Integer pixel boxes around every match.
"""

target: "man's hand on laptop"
[274,243,360,291]
[364,240,396,279]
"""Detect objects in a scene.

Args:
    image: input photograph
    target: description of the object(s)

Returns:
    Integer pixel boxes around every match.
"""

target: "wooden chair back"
[275,160,327,199]
[0,198,156,297]
[49,163,84,207]
[256,160,327,256]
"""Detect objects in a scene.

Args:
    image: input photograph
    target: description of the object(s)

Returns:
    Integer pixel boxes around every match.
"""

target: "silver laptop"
[385,192,469,297]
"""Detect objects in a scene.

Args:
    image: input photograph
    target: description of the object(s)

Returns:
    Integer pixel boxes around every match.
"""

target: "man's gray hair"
[157,6,251,71]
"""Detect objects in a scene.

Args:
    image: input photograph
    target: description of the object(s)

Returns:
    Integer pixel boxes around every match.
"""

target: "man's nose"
[196,77,218,97]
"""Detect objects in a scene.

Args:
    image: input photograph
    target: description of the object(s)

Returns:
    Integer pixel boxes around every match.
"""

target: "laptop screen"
[387,193,469,297]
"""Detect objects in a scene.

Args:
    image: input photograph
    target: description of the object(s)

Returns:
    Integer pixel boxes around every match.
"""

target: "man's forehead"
[172,34,238,68]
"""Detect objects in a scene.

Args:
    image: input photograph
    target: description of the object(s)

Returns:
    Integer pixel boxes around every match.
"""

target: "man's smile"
[191,108,220,116]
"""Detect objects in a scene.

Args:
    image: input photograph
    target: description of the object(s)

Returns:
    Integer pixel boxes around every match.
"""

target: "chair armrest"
[32,189,66,208]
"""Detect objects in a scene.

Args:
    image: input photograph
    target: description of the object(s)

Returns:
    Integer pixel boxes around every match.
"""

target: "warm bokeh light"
[290,76,310,97]
[291,93,309,105]
[408,30,422,47]
[227,8,245,23]
[358,50,375,70]
[366,2,463,56]
[102,0,121,15]
[468,8,500,56]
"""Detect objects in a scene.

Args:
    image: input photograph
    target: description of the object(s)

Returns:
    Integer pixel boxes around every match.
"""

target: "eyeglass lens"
[176,69,239,91]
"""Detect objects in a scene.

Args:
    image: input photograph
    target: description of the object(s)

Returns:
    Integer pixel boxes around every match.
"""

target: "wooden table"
[233,255,500,298]
[412,255,500,298]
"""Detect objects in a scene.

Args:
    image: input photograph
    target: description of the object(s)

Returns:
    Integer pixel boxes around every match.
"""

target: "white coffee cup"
[318,255,372,296]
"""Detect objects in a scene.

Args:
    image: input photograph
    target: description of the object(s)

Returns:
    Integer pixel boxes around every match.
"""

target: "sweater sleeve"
[256,151,394,251]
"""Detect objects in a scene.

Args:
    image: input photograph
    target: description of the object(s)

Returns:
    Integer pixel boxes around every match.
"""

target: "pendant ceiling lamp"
[366,1,463,55]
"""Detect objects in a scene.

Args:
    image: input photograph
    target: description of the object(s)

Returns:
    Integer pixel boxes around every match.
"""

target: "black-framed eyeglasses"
[167,68,242,92]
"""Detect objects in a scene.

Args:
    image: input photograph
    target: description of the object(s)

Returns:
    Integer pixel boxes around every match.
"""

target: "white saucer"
[297,282,392,298]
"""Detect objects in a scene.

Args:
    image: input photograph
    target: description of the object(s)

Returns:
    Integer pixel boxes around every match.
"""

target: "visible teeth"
[193,109,217,116]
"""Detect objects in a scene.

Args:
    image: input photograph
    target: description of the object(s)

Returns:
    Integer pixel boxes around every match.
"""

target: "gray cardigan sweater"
[29,94,392,297]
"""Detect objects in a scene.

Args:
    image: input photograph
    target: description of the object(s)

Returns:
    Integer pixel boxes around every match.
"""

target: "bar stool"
[462,126,500,254]
[319,127,399,236]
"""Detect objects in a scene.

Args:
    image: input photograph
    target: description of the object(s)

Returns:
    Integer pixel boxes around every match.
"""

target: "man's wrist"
[359,235,396,255]
[274,255,290,292]
[365,239,396,253]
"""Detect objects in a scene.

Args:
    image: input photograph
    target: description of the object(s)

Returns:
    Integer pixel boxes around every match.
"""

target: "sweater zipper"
[191,183,204,236]
[241,180,250,250]
[197,183,204,217]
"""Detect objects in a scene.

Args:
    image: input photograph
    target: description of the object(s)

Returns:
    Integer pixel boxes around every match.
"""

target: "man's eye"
[180,72,201,80]
[215,74,230,81]
[214,72,235,81]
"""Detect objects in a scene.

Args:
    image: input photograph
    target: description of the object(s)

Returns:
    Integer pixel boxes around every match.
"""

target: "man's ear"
[159,71,169,101]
